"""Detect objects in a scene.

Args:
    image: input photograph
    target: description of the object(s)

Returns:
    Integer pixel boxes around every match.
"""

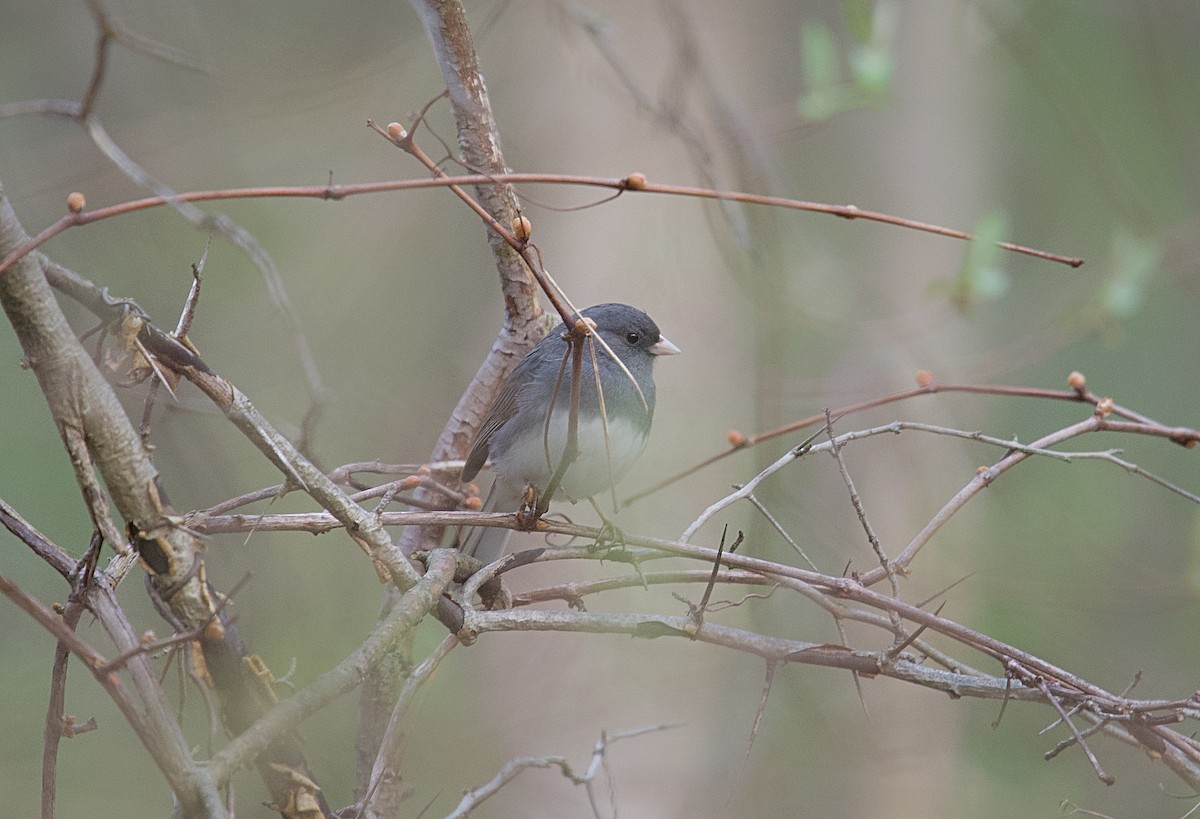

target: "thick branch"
[351,0,544,801]
[206,550,456,787]
[0,181,327,818]
[404,0,543,547]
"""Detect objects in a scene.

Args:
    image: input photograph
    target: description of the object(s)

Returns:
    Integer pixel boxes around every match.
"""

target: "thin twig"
[737,485,817,570]
[445,723,680,819]
[1036,678,1115,785]
[0,173,1087,279]
[205,550,456,787]
[41,598,86,819]
[625,380,1198,504]
[680,429,821,543]
[823,410,900,601]
[360,634,459,816]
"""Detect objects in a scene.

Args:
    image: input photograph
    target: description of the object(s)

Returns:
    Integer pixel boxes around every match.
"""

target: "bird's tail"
[458,479,523,565]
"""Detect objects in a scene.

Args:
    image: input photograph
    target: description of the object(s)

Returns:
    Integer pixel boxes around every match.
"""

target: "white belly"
[494,413,648,501]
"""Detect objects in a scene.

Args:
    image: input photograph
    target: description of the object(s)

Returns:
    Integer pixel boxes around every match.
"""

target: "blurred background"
[2,1,1199,816]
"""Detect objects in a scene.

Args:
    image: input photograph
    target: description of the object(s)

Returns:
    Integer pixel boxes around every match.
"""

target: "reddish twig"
[625,376,1198,505]
[0,173,1085,280]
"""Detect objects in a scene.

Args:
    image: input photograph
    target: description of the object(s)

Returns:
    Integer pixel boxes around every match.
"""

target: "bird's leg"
[587,497,628,553]
[515,483,542,530]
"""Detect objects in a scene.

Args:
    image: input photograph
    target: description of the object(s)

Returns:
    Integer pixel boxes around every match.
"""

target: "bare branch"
[358,633,459,819]
[206,550,456,788]
[444,723,680,819]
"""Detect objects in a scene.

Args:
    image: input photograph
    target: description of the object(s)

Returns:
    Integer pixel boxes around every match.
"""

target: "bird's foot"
[515,484,543,531]
[591,514,628,554]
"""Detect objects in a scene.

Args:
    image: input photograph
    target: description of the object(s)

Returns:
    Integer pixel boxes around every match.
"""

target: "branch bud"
[512,214,532,242]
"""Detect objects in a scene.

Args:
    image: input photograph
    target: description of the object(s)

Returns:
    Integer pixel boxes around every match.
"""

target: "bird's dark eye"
[625,331,640,345]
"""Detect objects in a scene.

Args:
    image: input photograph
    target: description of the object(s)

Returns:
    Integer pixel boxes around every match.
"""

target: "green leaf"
[850,45,893,96]
[844,0,874,44]
[966,210,1008,270]
[798,23,845,121]
[941,210,1011,311]
[801,22,839,94]
[849,2,896,100]
[1100,231,1159,318]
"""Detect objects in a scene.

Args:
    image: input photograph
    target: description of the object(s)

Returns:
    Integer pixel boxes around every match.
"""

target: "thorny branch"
[445,724,680,819]
[2,1,1198,814]
[176,384,1200,791]
[0,0,330,452]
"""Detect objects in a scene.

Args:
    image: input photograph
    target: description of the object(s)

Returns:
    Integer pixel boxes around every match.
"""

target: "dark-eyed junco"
[460,303,680,563]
